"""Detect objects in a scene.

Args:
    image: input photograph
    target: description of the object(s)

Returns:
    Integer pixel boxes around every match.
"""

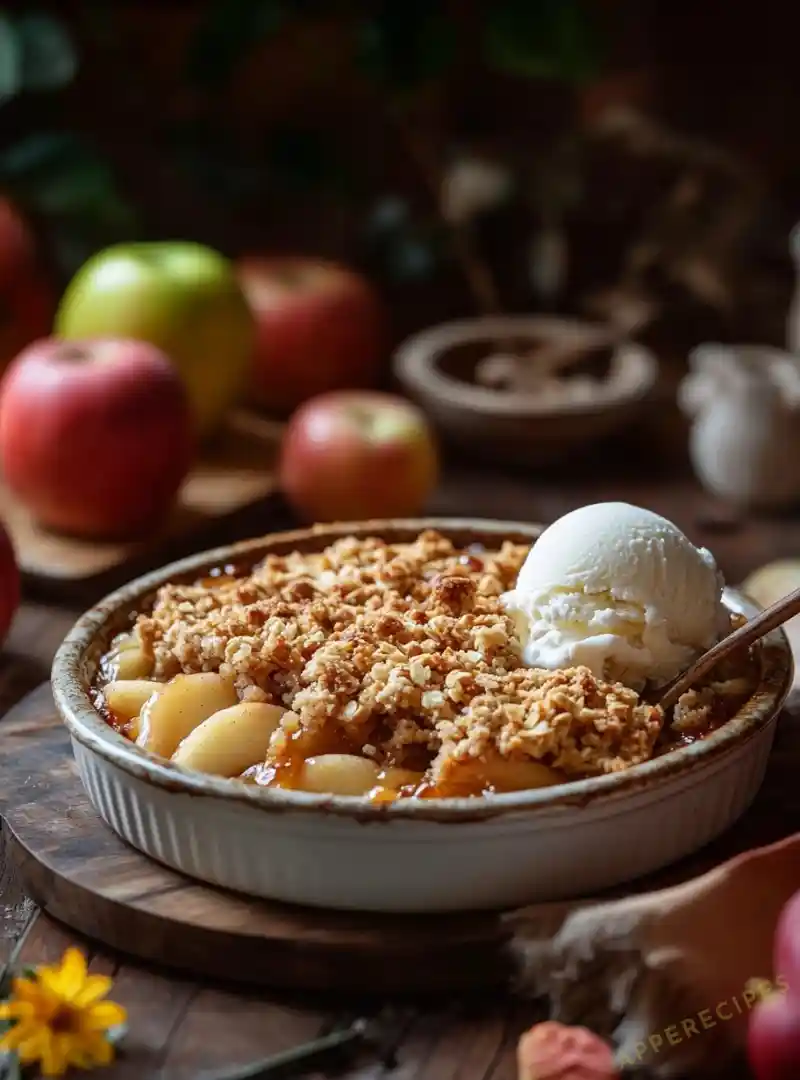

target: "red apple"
[278,390,439,522]
[0,521,20,647]
[748,887,800,1079]
[0,199,54,370]
[0,274,54,370]
[0,198,37,288]
[0,338,194,540]
[236,256,386,414]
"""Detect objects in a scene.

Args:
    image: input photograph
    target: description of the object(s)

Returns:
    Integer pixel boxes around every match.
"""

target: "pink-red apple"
[0,521,20,647]
[748,887,800,1079]
[517,1022,617,1080]
[774,887,800,998]
[278,390,439,522]
[748,992,800,1080]
[236,256,386,414]
[0,338,194,540]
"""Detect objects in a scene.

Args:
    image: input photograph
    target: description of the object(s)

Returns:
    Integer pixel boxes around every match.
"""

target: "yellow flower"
[0,947,126,1077]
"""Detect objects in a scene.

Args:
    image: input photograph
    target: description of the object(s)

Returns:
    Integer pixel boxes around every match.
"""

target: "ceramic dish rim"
[51,516,793,824]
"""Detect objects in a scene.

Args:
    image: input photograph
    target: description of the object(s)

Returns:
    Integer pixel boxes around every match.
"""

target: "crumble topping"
[135,530,673,784]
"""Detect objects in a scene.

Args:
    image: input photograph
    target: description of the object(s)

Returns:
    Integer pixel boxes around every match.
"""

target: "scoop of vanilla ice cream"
[502,502,729,688]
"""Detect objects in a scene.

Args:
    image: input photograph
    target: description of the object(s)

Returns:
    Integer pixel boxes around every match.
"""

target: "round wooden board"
[0,684,512,995]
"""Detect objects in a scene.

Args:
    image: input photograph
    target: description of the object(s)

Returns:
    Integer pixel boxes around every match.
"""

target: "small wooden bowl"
[393,316,659,467]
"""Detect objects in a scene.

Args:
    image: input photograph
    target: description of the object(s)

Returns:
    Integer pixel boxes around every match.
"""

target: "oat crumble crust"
[135,529,676,783]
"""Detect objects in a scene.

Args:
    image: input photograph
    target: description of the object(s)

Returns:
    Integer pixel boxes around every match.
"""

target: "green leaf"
[0,131,83,178]
[0,132,139,273]
[186,0,287,89]
[27,158,113,215]
[484,0,603,84]
[0,132,129,219]
[356,2,455,94]
[1,137,92,206]
[0,14,22,103]
[16,13,77,91]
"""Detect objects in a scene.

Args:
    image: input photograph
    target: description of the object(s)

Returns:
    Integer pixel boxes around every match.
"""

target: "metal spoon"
[656,584,800,712]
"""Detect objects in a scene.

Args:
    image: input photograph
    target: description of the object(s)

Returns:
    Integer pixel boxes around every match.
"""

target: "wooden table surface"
[0,435,792,1079]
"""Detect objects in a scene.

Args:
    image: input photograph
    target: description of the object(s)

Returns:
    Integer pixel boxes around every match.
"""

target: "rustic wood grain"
[5,676,800,1003]
[0,684,511,995]
[0,603,80,965]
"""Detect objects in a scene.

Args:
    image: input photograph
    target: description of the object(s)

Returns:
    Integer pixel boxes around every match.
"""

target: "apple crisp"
[96,530,760,798]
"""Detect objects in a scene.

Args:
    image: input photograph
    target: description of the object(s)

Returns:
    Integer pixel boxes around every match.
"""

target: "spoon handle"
[657,584,800,712]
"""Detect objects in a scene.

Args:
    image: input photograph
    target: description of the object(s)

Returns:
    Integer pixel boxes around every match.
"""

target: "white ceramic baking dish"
[51,518,793,913]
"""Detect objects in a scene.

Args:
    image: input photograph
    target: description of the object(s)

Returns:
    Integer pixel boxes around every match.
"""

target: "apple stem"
[59,346,90,363]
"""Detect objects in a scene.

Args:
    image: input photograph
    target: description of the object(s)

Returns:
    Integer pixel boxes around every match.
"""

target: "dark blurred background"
[4,0,800,351]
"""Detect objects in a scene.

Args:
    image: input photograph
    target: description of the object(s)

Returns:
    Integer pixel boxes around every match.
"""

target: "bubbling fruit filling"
[93,530,760,800]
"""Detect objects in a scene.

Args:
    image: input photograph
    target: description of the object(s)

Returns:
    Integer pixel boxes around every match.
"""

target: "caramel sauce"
[92,687,136,739]
[369,757,570,802]
[196,562,248,589]
[413,774,496,800]
[257,728,365,791]
[104,708,126,735]
[375,771,511,801]
[99,703,138,742]
[367,786,398,805]
[256,758,302,791]
[419,755,566,798]
[366,779,410,805]
[197,574,235,589]
[654,667,758,755]
[365,768,425,804]
[656,719,720,754]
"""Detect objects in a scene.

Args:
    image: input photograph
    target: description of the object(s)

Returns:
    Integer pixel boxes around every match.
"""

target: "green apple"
[55,242,255,437]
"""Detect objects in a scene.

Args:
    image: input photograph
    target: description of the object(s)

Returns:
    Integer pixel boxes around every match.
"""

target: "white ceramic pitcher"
[679,342,800,509]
